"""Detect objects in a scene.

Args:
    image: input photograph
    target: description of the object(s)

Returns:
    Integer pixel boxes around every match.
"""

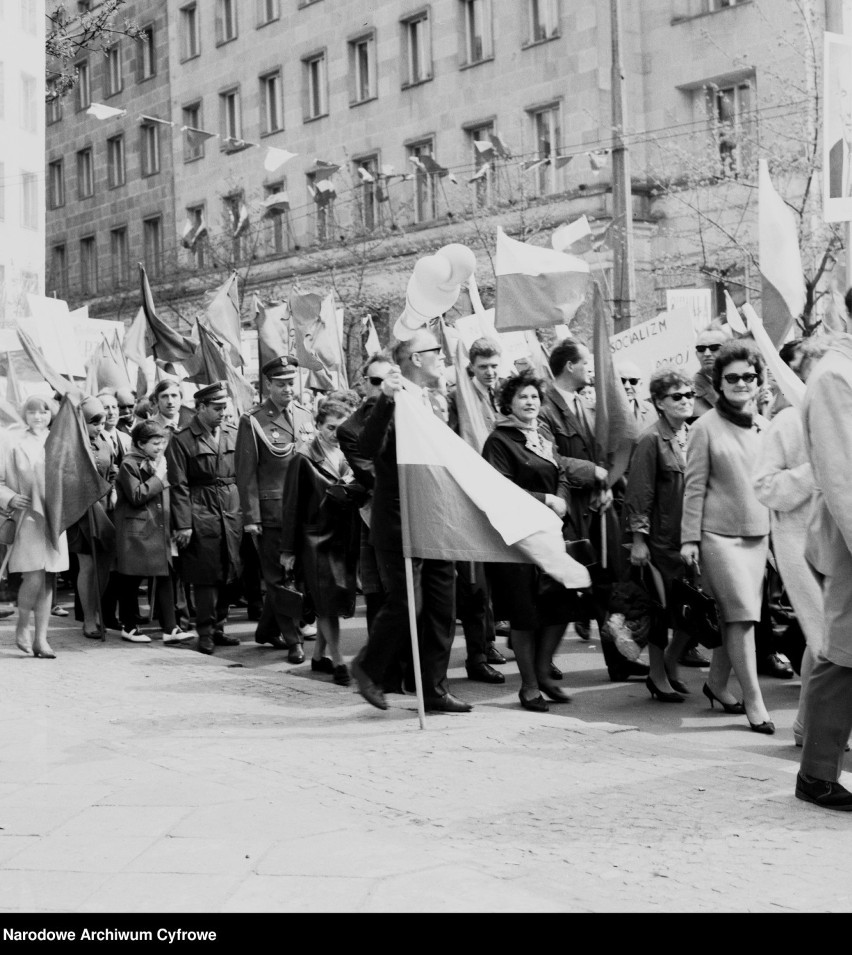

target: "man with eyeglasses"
[115,388,137,436]
[616,361,655,431]
[692,325,731,419]
[351,330,472,714]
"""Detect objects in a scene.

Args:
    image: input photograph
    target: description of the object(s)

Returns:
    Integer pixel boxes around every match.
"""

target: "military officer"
[167,381,243,655]
[235,355,314,663]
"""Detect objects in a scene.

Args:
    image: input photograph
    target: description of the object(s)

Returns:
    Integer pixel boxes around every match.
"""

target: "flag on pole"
[394,391,590,587]
[759,159,806,345]
[363,315,381,356]
[287,289,331,375]
[44,394,112,547]
[313,292,348,388]
[741,303,806,410]
[204,272,243,365]
[139,265,197,364]
[85,336,133,393]
[452,337,492,453]
[552,216,593,254]
[253,295,290,368]
[189,321,230,384]
[590,282,639,488]
[15,324,79,397]
[87,103,125,120]
[181,125,216,149]
[6,353,24,406]
[495,227,591,331]
[265,147,298,172]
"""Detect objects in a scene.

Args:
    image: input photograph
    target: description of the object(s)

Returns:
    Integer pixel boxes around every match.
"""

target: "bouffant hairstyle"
[548,338,586,377]
[315,399,351,426]
[131,420,168,447]
[21,395,57,421]
[711,340,765,392]
[497,372,546,416]
[648,367,693,412]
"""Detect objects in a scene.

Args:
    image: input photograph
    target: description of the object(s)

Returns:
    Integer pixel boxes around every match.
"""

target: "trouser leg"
[360,549,417,686]
[418,559,456,698]
[456,561,489,666]
[800,657,852,781]
[193,584,217,639]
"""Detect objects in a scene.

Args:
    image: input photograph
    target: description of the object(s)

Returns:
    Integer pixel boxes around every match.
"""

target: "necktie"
[487,386,497,412]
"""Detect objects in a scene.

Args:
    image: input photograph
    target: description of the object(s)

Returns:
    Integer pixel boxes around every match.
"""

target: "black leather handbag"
[268,579,304,621]
[671,570,723,650]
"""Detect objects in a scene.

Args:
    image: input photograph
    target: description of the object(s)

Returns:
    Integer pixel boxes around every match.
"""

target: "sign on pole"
[665,289,713,335]
[609,308,698,399]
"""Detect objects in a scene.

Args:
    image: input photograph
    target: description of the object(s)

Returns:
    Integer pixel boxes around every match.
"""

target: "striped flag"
[495,227,591,331]
[759,159,806,345]
[395,390,590,588]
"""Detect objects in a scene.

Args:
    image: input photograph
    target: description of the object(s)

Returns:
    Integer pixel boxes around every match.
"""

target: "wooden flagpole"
[404,557,426,730]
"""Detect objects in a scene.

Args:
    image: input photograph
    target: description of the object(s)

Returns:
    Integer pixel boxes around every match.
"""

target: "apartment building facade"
[45,0,825,328]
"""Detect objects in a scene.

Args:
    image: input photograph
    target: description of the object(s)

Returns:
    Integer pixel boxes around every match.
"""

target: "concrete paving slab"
[0,870,110,912]
[8,836,155,873]
[75,873,243,914]
[221,874,376,913]
[123,837,269,875]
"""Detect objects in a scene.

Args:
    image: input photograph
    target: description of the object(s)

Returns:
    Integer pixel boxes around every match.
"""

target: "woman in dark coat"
[114,420,194,645]
[280,400,364,687]
[623,367,695,703]
[482,373,573,712]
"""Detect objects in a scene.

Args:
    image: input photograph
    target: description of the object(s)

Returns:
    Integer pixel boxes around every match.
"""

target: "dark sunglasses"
[695,344,722,354]
[621,377,639,386]
[723,372,758,384]
[413,347,442,355]
[367,376,385,386]
[87,415,106,424]
[118,404,134,411]
[664,391,695,402]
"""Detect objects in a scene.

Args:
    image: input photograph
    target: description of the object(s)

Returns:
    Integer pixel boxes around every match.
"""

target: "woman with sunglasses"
[681,341,773,733]
[624,368,697,702]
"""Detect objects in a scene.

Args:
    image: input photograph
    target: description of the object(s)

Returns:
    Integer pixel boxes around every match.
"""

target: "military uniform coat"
[235,398,314,528]
[167,417,242,584]
[114,449,172,577]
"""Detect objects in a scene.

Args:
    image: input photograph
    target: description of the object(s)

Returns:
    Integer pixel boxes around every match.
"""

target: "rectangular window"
[407,139,437,222]
[530,103,560,193]
[139,27,156,80]
[180,3,200,60]
[75,60,91,110]
[257,0,279,25]
[303,52,327,120]
[143,217,163,277]
[529,0,559,42]
[706,80,754,176]
[349,33,376,104]
[354,155,380,231]
[219,88,242,144]
[110,227,130,286]
[106,44,122,96]
[260,70,283,134]
[107,135,126,188]
[403,13,432,86]
[47,79,62,124]
[77,147,94,197]
[463,0,493,64]
[182,102,205,160]
[263,182,288,254]
[20,172,38,229]
[50,245,68,296]
[19,72,37,132]
[216,0,238,44]
[140,123,160,176]
[48,159,65,208]
[80,236,97,294]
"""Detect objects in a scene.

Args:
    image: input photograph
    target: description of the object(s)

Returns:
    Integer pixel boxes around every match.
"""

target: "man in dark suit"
[168,381,243,655]
[538,338,649,683]
[350,330,472,714]
[235,355,314,663]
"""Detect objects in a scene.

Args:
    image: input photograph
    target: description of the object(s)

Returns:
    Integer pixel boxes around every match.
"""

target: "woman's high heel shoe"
[33,642,56,659]
[519,692,549,713]
[16,627,33,655]
[665,672,689,694]
[539,683,571,703]
[702,683,746,714]
[748,718,775,735]
[646,676,684,703]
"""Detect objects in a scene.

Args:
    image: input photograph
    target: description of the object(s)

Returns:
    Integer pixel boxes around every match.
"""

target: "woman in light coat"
[0,396,68,658]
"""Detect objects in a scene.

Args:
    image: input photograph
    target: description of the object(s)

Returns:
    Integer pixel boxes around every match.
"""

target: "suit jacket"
[167,417,242,583]
[447,377,501,436]
[235,397,315,527]
[337,397,377,491]
[538,389,601,539]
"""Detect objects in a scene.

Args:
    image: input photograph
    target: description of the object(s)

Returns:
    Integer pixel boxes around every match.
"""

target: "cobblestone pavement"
[0,601,849,913]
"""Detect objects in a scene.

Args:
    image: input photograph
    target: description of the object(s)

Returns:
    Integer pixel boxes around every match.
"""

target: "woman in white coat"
[0,396,69,658]
[753,336,832,745]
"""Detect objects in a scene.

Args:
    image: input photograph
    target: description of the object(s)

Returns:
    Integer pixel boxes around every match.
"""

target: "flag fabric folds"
[394,390,590,588]
[139,265,197,365]
[204,272,243,365]
[85,337,133,393]
[289,288,348,389]
[759,159,806,346]
[15,324,79,397]
[452,337,492,454]
[87,103,125,121]
[590,282,639,488]
[44,394,112,547]
[265,147,298,172]
[495,227,591,332]
[6,353,24,406]
[253,296,290,368]
[741,303,806,410]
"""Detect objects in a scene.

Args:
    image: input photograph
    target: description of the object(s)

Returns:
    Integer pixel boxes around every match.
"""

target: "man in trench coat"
[167,382,242,655]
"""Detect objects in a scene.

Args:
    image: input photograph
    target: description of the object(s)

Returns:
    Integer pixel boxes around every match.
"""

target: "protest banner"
[665,289,713,335]
[609,308,698,399]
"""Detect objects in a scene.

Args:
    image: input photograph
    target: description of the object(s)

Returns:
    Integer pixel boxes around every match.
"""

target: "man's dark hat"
[262,355,300,379]
[195,381,229,404]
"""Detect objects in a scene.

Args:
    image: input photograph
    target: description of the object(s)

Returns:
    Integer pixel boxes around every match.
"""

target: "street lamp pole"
[610,0,636,333]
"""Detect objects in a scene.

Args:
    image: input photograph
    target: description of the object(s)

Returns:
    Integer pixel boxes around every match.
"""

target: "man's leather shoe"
[796,773,852,811]
[197,635,215,655]
[679,646,710,668]
[351,658,388,710]
[311,656,335,674]
[424,693,473,713]
[574,620,592,641]
[287,645,306,664]
[757,652,794,679]
[255,633,288,649]
[485,644,507,665]
[213,632,240,647]
[466,661,505,684]
[609,660,650,682]
[549,662,563,681]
